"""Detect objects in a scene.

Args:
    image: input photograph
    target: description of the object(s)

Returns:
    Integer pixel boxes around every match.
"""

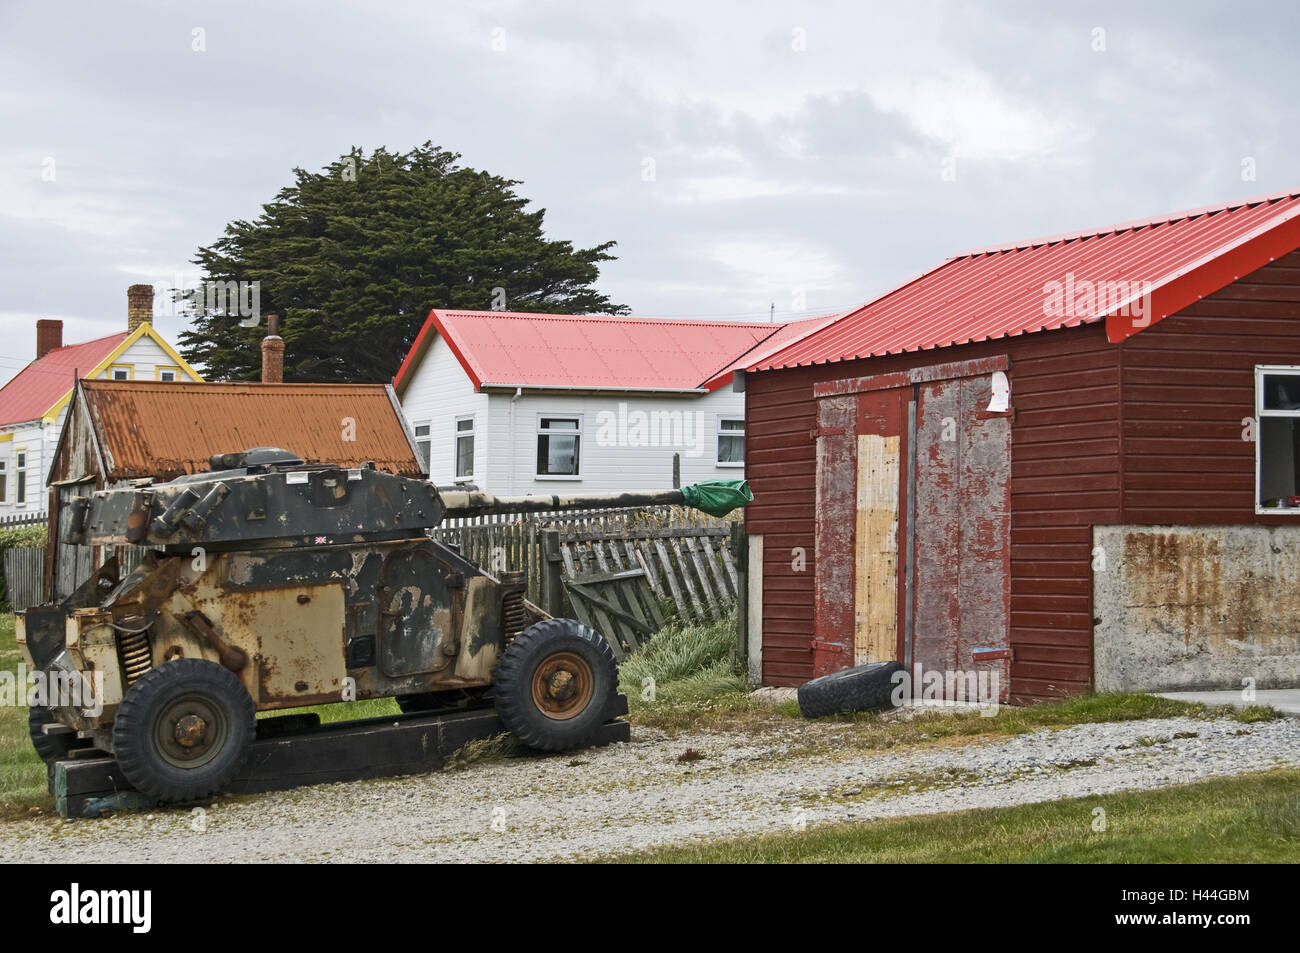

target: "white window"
[454,416,475,480]
[413,422,431,474]
[536,416,581,478]
[110,364,132,381]
[0,458,6,502]
[156,366,179,381]
[1257,366,1300,512]
[15,449,27,505]
[717,416,745,466]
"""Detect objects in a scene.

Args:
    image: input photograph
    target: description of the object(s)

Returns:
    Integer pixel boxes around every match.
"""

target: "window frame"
[1254,364,1300,515]
[535,414,583,481]
[155,365,180,381]
[0,456,7,504]
[453,415,475,483]
[109,364,133,381]
[14,447,28,507]
[411,420,431,476]
[716,415,746,468]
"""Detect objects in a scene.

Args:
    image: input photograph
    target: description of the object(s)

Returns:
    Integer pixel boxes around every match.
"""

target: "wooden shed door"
[814,372,1011,699]
[812,387,908,675]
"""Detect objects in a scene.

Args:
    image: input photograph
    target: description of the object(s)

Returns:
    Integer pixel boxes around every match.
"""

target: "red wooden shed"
[741,190,1300,703]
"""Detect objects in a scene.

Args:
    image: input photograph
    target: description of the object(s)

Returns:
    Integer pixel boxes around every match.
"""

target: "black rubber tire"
[797,660,904,718]
[28,705,85,765]
[493,619,617,751]
[112,659,255,803]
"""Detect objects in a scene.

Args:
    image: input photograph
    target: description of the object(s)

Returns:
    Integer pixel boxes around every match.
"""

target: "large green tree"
[177,143,628,382]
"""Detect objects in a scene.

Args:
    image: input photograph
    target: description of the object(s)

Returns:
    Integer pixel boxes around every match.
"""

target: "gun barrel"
[438,488,687,518]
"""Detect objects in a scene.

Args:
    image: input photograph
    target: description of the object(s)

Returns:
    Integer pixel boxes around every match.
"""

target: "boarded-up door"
[813,366,1011,699]
[812,387,908,675]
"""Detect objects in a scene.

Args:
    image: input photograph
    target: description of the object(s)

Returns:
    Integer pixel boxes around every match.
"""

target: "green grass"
[0,614,50,818]
[609,768,1300,863]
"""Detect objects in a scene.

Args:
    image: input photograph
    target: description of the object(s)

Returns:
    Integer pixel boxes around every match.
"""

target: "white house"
[0,285,202,518]
[393,308,838,494]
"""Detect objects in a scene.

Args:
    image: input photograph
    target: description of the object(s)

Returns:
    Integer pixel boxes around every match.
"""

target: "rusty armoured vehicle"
[17,448,750,803]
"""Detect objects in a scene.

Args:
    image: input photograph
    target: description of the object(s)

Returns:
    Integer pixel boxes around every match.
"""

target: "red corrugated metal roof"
[753,189,1300,370]
[395,309,799,394]
[71,380,422,480]
[0,331,129,426]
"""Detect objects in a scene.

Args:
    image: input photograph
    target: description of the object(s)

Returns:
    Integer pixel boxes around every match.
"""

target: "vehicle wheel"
[112,659,255,803]
[493,619,617,751]
[28,705,88,765]
[797,660,904,718]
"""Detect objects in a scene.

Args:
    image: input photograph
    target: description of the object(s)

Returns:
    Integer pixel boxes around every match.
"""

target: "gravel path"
[3,714,1297,863]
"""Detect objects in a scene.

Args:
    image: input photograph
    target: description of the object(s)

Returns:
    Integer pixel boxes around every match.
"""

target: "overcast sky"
[2,0,1298,386]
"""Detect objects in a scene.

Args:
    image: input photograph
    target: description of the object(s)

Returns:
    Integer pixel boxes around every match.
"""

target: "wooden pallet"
[51,695,631,819]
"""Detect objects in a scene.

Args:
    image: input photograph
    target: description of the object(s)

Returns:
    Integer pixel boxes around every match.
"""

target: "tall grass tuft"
[618,611,747,707]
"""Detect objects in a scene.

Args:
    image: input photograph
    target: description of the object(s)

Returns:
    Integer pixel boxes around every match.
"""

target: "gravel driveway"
[3,714,1297,863]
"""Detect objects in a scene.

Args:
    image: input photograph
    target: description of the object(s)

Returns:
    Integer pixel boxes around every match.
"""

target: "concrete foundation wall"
[1093,524,1300,692]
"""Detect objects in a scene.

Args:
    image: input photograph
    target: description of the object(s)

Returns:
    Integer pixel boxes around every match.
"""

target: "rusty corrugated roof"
[76,380,422,480]
[753,189,1300,369]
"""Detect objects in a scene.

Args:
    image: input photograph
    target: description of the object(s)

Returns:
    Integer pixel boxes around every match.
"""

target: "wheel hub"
[530,652,594,721]
[153,694,229,769]
[173,714,207,748]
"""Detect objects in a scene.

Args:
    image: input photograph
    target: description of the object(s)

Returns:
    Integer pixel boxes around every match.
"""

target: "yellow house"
[0,285,202,517]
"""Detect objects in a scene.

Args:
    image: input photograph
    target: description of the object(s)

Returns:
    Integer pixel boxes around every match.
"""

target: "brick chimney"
[127,284,153,332]
[36,319,63,359]
[261,314,285,383]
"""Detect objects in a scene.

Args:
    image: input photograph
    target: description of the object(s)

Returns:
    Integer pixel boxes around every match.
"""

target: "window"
[1257,366,1300,512]
[455,416,475,480]
[109,364,132,381]
[413,422,431,474]
[15,450,27,505]
[536,417,581,477]
[717,416,745,466]
[156,366,179,381]
[0,458,6,502]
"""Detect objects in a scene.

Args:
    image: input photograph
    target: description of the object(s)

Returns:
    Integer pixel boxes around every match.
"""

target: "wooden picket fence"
[0,512,47,530]
[2,546,45,611]
[432,504,742,625]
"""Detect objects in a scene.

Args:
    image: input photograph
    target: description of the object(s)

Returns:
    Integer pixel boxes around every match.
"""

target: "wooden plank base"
[53,695,631,819]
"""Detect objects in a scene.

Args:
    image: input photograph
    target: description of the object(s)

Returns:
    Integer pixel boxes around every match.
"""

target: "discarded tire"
[493,618,617,751]
[797,660,904,718]
[112,658,255,803]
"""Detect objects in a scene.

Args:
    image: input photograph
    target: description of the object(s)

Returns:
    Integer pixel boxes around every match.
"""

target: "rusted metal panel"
[75,379,425,480]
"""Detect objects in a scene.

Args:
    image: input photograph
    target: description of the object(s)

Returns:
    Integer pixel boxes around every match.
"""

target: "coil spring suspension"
[502,589,528,642]
[117,628,153,685]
